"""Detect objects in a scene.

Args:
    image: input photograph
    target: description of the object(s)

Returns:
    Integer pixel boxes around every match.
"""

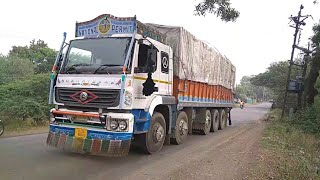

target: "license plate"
[75,128,87,139]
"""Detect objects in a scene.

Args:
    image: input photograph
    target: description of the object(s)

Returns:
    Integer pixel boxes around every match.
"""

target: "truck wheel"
[202,110,212,135]
[171,111,188,145]
[218,109,227,130]
[193,109,211,135]
[139,112,166,154]
[210,109,219,132]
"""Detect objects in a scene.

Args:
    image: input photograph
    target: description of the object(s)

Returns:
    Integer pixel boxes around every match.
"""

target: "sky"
[0,0,319,83]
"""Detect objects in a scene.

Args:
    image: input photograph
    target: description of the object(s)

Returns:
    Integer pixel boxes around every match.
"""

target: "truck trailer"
[46,14,236,156]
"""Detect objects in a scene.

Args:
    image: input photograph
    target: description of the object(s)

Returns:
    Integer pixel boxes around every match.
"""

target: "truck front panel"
[47,125,132,156]
[47,111,134,156]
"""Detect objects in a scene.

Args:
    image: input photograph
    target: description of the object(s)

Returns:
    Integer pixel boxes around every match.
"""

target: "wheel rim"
[179,119,188,136]
[153,122,165,143]
[205,112,211,129]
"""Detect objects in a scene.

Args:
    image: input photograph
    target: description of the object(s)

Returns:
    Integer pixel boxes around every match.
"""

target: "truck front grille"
[55,88,120,108]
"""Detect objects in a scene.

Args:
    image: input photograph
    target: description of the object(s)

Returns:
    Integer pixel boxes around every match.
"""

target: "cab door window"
[136,44,157,73]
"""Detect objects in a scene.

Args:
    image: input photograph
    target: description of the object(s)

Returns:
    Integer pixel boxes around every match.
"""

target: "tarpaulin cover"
[145,24,236,91]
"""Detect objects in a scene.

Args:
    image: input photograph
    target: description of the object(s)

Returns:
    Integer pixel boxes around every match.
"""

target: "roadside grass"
[1,119,48,137]
[249,109,320,180]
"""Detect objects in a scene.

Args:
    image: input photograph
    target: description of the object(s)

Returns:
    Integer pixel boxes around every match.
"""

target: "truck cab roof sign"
[75,14,136,37]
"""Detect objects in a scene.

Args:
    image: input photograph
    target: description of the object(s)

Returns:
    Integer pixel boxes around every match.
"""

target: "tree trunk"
[305,55,320,106]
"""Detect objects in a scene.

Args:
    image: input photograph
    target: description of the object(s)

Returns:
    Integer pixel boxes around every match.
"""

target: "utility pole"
[281,5,310,119]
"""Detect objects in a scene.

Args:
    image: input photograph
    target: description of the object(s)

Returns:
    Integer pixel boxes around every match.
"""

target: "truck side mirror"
[143,71,157,96]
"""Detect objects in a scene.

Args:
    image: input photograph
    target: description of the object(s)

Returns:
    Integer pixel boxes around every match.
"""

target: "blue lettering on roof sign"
[76,15,136,37]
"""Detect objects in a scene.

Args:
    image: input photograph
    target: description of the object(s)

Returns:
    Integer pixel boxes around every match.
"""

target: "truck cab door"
[133,42,160,96]
[158,48,172,95]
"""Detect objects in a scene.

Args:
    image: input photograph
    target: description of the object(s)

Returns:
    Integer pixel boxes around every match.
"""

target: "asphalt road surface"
[0,103,271,180]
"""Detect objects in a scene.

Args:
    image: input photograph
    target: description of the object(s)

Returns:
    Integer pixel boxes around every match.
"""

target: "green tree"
[305,23,320,105]
[236,76,256,99]
[195,0,239,22]
[9,39,56,73]
[194,0,318,22]
[235,75,272,102]
[0,56,35,85]
[250,61,300,108]
[250,61,289,92]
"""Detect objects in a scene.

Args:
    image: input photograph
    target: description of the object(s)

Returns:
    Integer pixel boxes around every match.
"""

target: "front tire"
[172,111,188,145]
[138,112,166,154]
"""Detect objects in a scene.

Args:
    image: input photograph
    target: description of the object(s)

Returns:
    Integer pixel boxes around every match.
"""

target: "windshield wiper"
[93,64,123,74]
[63,63,91,73]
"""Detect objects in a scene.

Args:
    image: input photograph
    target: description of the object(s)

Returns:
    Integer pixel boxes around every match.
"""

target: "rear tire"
[172,111,188,145]
[193,109,211,135]
[218,109,227,130]
[0,121,4,136]
[137,112,166,154]
[210,109,219,132]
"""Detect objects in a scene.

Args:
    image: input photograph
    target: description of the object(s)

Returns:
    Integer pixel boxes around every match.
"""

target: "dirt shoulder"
[0,121,49,138]
[166,121,266,180]
[1,125,48,138]
[120,120,267,180]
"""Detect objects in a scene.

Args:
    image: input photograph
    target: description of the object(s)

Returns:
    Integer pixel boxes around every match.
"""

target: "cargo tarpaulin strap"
[145,24,236,91]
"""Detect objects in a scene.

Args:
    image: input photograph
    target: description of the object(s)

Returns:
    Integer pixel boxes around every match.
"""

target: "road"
[0,103,271,180]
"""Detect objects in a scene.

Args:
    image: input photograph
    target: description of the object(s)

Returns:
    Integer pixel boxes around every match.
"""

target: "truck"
[46,14,236,156]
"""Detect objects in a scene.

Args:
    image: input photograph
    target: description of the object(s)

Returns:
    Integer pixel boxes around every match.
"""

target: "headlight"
[107,118,129,132]
[119,121,127,131]
[110,120,119,130]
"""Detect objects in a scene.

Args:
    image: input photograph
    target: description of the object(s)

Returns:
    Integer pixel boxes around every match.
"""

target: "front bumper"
[47,125,132,157]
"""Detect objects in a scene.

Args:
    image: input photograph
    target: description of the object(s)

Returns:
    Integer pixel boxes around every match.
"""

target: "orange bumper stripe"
[52,110,100,118]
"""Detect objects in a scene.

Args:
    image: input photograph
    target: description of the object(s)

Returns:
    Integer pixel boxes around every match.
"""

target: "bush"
[0,73,52,124]
[292,103,320,136]
[259,112,320,180]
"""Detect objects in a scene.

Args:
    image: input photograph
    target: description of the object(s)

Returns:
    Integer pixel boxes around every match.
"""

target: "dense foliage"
[9,39,56,73]
[0,73,51,124]
[0,39,55,125]
[235,75,273,102]
[305,24,320,105]
[250,61,300,108]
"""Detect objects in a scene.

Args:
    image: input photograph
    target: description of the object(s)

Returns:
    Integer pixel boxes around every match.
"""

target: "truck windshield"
[61,37,133,74]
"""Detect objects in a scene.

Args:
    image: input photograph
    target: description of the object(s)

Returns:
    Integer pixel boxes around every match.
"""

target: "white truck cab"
[47,15,176,156]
